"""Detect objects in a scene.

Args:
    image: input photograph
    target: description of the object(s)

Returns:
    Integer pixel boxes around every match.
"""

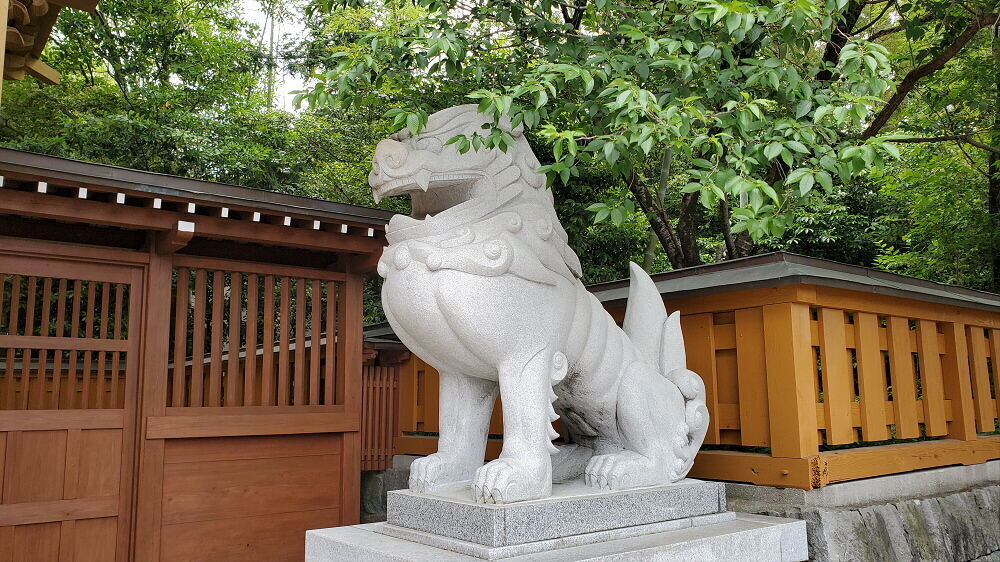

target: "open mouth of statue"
[374,173,481,219]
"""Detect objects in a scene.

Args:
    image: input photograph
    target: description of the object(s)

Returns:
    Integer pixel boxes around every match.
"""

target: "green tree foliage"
[297,0,913,266]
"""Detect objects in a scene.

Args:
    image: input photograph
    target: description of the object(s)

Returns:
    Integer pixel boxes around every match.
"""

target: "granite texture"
[375,512,736,559]
[306,513,808,561]
[386,478,725,547]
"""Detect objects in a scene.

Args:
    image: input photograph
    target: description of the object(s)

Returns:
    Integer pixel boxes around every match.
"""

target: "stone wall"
[755,485,1000,562]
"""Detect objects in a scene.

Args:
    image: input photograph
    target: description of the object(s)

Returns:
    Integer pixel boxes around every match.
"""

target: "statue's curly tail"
[623,262,710,471]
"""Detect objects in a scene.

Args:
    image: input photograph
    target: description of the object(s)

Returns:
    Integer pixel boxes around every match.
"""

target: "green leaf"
[882,142,900,159]
[406,112,422,134]
[815,170,833,191]
[786,140,809,154]
[610,206,626,226]
[785,168,808,185]
[799,173,814,195]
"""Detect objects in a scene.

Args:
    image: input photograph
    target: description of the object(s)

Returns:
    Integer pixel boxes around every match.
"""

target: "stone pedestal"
[307,478,808,561]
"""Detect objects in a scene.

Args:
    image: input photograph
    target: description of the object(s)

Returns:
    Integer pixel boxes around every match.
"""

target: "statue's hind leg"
[584,362,690,491]
[409,371,498,493]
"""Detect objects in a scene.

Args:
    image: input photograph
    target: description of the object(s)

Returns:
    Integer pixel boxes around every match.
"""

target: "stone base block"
[387,478,725,547]
[306,513,808,561]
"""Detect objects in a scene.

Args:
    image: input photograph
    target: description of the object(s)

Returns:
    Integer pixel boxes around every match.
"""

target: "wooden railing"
[166,258,347,409]
[391,282,1000,489]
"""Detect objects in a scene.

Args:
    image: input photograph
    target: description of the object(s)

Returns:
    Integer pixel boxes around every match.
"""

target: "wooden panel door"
[0,252,143,561]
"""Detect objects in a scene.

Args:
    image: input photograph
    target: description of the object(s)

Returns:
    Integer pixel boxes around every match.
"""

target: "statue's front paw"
[409,453,474,493]
[472,457,551,504]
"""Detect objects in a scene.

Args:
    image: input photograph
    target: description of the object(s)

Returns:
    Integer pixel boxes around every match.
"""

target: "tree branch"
[862,13,999,138]
[867,14,934,41]
[888,134,1000,155]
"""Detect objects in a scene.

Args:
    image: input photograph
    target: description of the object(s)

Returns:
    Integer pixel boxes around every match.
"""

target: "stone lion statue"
[370,104,710,504]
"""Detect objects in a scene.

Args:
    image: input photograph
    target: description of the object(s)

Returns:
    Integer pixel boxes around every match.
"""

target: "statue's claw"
[584,451,656,492]
[408,452,474,493]
[472,458,549,504]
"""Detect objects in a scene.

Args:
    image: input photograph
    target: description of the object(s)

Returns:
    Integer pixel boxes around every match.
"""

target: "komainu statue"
[370,105,710,504]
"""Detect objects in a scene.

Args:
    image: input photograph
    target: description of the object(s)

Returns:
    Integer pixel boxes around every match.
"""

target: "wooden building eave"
[0,148,393,259]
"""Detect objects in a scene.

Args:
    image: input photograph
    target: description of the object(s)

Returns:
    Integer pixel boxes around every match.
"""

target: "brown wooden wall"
[0,236,364,561]
[393,284,1000,490]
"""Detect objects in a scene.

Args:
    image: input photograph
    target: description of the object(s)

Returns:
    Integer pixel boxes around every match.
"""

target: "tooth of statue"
[373,190,382,204]
[415,170,431,191]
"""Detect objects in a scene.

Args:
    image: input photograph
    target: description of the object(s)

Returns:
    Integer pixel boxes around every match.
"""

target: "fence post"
[940,322,977,441]
[761,302,819,460]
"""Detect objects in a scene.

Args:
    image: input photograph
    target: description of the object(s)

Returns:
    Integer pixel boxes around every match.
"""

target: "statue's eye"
[414,137,442,151]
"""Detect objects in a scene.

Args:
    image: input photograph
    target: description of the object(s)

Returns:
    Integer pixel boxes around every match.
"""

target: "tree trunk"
[719,199,737,260]
[642,149,674,271]
[676,192,703,267]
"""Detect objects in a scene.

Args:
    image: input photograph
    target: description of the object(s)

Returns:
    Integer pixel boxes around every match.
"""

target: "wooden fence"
[0,149,389,561]
[361,366,399,471]
[392,272,1000,489]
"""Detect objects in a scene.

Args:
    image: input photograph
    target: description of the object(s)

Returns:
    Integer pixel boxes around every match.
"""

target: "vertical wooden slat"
[19,348,33,410]
[818,308,855,444]
[0,273,7,334]
[310,279,322,405]
[886,316,920,438]
[51,278,67,409]
[37,277,52,410]
[95,282,111,408]
[261,275,276,406]
[855,312,889,441]
[681,313,720,443]
[734,307,769,446]
[0,275,9,409]
[244,274,259,406]
[171,269,190,407]
[940,322,978,440]
[23,276,37,336]
[80,282,96,408]
[20,277,37,409]
[226,271,242,407]
[294,278,306,405]
[189,270,207,407]
[761,303,819,459]
[65,280,82,409]
[324,281,336,405]
[7,275,21,336]
[336,282,346,405]
[991,329,1000,427]
[916,320,948,436]
[278,276,291,406]
[362,366,371,469]
[967,326,996,431]
[208,271,225,407]
[4,275,21,409]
